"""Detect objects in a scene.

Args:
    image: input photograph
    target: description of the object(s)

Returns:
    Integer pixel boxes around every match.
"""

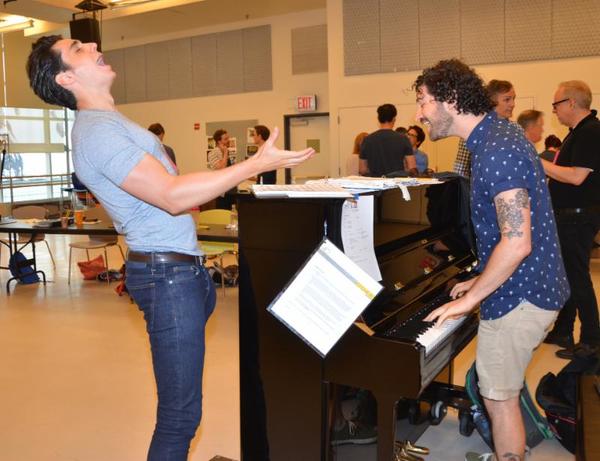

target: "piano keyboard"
[382,292,468,355]
[416,316,467,355]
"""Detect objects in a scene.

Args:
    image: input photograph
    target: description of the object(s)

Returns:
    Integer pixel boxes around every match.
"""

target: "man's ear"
[55,70,73,88]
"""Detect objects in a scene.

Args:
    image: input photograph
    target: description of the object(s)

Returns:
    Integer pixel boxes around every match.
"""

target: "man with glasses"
[414,59,568,461]
[541,81,600,359]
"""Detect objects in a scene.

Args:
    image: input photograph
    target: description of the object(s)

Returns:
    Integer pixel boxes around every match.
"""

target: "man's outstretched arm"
[122,127,314,214]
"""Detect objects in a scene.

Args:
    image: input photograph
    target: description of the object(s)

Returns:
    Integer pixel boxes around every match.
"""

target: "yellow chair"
[197,209,238,295]
[68,206,125,285]
[0,205,56,268]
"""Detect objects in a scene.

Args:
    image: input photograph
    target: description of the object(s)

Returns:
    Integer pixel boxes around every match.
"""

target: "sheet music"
[341,195,382,281]
[268,239,383,357]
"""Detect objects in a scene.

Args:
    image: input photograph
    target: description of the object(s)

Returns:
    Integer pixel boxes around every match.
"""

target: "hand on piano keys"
[424,277,479,328]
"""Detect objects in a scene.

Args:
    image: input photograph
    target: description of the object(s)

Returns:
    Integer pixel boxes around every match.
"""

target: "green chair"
[197,209,238,296]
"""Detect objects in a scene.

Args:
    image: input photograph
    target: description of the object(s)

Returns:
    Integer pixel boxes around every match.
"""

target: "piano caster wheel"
[408,401,421,425]
[459,411,475,437]
[429,401,447,425]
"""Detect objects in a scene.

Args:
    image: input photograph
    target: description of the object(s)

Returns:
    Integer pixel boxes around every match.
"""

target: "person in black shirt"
[359,104,415,176]
[542,80,600,358]
[254,125,276,184]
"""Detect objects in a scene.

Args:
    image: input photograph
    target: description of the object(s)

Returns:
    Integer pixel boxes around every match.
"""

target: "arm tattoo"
[501,453,522,461]
[494,189,529,239]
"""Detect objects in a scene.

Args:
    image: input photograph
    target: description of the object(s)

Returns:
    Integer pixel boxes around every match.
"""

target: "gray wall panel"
[380,0,419,72]
[242,26,273,91]
[343,0,381,76]
[104,49,125,104]
[291,24,328,75]
[145,42,170,101]
[419,0,461,68]
[191,34,217,97]
[216,30,244,95]
[505,0,552,62]
[168,38,193,99]
[552,0,600,58]
[461,0,505,64]
[124,46,146,103]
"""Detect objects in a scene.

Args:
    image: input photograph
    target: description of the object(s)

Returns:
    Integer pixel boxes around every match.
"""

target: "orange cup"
[74,209,85,227]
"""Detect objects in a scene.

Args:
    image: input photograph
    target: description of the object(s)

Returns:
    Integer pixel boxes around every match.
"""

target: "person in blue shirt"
[406,125,429,173]
[414,59,569,461]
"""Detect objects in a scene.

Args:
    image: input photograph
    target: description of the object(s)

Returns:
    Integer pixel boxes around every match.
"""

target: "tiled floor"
[0,234,593,460]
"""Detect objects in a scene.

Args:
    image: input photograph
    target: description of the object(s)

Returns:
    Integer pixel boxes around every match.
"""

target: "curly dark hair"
[27,35,77,111]
[414,59,493,116]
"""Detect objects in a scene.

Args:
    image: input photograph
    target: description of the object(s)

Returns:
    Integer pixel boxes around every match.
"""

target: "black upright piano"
[238,179,478,461]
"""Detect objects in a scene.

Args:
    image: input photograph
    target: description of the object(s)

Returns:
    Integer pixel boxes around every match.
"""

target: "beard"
[424,103,453,141]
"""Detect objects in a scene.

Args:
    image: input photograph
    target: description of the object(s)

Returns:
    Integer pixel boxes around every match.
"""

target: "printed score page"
[267,239,383,357]
[341,195,382,281]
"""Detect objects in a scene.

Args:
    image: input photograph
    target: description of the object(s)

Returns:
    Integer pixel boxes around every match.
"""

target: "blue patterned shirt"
[466,112,569,320]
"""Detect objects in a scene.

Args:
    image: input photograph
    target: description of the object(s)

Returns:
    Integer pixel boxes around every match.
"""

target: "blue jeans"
[126,259,216,461]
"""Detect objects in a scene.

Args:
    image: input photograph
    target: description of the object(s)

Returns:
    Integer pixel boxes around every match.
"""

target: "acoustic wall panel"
[242,25,272,91]
[104,49,125,104]
[505,0,552,62]
[460,0,505,64]
[419,0,461,68]
[145,41,170,101]
[215,30,244,95]
[343,0,381,76]
[291,24,328,75]
[168,38,193,99]
[552,0,600,58]
[380,0,419,72]
[191,33,218,97]
[124,46,146,103]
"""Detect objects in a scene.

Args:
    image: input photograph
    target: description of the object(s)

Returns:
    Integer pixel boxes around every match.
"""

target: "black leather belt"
[128,251,204,265]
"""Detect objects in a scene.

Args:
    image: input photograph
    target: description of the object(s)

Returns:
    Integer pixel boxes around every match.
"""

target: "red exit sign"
[296,95,317,112]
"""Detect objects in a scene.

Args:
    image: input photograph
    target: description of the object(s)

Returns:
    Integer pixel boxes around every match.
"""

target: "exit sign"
[296,95,317,112]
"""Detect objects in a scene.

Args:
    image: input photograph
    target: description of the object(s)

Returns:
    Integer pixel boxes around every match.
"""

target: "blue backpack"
[465,362,553,451]
[8,251,40,284]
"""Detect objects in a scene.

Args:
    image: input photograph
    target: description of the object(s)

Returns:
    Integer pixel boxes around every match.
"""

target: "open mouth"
[97,55,105,65]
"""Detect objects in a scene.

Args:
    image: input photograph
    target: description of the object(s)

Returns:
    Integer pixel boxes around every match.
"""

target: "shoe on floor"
[543,331,574,348]
[556,342,599,360]
[465,452,495,461]
[330,420,377,446]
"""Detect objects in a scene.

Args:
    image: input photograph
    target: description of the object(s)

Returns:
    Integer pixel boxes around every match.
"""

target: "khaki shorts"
[476,300,558,401]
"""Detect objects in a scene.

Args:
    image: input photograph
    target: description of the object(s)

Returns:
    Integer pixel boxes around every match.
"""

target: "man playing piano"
[414,60,569,461]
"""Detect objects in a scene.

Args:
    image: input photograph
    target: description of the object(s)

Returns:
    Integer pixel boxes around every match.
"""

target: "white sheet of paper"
[341,195,382,281]
[268,239,383,357]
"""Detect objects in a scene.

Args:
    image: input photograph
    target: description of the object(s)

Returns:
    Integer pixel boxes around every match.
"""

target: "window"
[0,107,74,203]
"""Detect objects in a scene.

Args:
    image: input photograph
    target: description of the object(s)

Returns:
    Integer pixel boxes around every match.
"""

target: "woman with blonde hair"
[347,131,369,175]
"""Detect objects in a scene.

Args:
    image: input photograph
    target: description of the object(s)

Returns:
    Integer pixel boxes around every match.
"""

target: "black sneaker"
[543,331,574,348]
[556,343,599,360]
[330,421,377,446]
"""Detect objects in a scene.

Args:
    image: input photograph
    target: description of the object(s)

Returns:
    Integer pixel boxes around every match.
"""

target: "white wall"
[327,0,600,176]
[115,9,329,177]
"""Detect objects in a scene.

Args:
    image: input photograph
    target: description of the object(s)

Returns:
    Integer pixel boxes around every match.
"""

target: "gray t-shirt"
[72,110,201,256]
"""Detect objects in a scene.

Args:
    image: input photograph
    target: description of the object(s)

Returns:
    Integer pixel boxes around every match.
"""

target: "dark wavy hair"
[414,59,493,116]
[27,35,77,111]
[407,125,425,147]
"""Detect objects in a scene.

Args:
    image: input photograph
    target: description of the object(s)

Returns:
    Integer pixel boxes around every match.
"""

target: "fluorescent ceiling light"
[108,0,163,9]
[0,19,34,33]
